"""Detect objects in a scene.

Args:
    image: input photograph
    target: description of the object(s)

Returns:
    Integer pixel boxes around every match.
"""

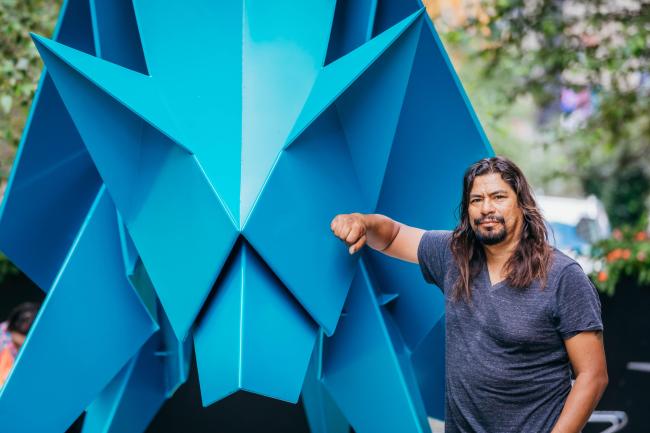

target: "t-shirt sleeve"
[417,230,452,288]
[553,263,604,339]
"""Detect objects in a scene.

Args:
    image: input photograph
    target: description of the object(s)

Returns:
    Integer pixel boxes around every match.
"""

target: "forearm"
[550,373,608,433]
[360,213,401,251]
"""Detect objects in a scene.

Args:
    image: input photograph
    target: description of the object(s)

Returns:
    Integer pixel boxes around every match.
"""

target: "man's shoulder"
[547,247,590,285]
[421,229,453,243]
[419,230,453,253]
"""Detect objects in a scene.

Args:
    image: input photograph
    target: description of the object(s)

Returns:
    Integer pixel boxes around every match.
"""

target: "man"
[330,157,607,433]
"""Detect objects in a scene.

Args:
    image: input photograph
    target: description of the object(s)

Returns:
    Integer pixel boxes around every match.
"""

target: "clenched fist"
[330,213,368,255]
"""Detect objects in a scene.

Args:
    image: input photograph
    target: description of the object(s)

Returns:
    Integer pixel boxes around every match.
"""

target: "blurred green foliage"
[444,0,650,227]
[590,224,650,295]
[0,0,59,179]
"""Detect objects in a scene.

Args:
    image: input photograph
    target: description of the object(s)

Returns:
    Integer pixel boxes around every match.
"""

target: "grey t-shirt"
[417,230,603,433]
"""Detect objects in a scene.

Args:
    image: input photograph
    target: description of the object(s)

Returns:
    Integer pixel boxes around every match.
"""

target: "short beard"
[473,216,507,245]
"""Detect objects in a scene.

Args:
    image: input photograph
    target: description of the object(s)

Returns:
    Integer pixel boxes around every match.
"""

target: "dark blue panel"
[55,0,96,55]
[411,318,445,420]
[325,0,376,64]
[92,0,148,73]
[372,0,419,36]
[0,74,101,291]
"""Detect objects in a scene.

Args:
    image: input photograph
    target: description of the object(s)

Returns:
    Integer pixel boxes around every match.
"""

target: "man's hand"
[330,213,368,254]
[330,213,425,263]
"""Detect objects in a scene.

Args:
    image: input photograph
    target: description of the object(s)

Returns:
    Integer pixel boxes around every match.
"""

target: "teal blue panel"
[117,212,139,278]
[410,318,446,420]
[0,187,157,433]
[128,258,159,324]
[158,303,192,396]
[82,334,166,433]
[193,245,243,404]
[195,242,318,405]
[32,35,188,150]
[286,9,424,147]
[302,333,350,433]
[322,260,429,433]
[335,14,422,209]
[367,10,492,351]
[244,109,366,336]
[240,0,336,223]
[34,35,239,340]
[132,0,243,220]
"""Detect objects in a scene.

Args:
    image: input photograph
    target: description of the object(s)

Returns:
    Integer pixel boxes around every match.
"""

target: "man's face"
[468,173,523,246]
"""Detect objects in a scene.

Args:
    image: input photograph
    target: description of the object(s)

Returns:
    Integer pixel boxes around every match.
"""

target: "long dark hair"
[450,157,552,301]
[7,302,39,335]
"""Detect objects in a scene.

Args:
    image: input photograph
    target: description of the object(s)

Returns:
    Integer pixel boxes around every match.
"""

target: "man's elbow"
[590,370,609,397]
[597,371,609,395]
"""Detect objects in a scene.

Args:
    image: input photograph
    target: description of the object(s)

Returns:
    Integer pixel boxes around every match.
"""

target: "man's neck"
[483,236,519,268]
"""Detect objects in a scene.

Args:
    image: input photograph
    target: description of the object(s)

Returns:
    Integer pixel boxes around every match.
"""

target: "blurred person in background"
[0,302,39,387]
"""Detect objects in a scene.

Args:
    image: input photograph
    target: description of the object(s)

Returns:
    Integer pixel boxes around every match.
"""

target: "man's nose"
[480,199,495,214]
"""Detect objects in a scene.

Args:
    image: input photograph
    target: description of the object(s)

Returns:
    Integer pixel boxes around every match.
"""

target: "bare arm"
[550,331,608,433]
[330,213,425,263]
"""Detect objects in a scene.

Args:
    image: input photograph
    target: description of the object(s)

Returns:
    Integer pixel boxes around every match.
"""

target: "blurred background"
[0,0,649,432]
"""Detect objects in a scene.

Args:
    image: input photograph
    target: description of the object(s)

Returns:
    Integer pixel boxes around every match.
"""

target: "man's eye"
[471,198,481,203]
[495,195,506,200]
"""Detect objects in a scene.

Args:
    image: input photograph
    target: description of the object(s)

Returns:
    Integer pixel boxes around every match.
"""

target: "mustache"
[474,216,505,225]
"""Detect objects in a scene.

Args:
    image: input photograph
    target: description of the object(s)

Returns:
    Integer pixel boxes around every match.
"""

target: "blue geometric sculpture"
[0,0,492,432]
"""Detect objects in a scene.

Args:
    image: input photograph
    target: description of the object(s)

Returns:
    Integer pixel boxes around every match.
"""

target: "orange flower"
[635,231,648,241]
[637,251,647,261]
[597,271,608,282]
[622,249,632,260]
[612,229,623,240]
[607,248,623,262]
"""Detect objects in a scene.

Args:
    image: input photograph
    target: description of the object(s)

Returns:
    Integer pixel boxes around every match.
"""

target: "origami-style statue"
[0,0,491,432]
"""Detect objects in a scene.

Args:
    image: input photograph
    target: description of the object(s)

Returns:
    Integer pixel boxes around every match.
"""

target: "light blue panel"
[33,35,239,340]
[132,0,243,220]
[239,244,318,402]
[0,187,157,433]
[286,9,424,147]
[324,0,377,64]
[410,318,446,420]
[302,333,350,433]
[244,109,366,336]
[336,15,422,209]
[240,0,336,223]
[322,260,429,433]
[82,333,167,433]
[195,242,318,405]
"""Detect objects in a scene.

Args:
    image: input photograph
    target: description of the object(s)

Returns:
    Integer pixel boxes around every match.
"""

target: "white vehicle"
[536,194,611,273]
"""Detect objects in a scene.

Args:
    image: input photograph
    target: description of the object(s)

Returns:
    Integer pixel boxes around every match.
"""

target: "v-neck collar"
[482,262,507,290]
